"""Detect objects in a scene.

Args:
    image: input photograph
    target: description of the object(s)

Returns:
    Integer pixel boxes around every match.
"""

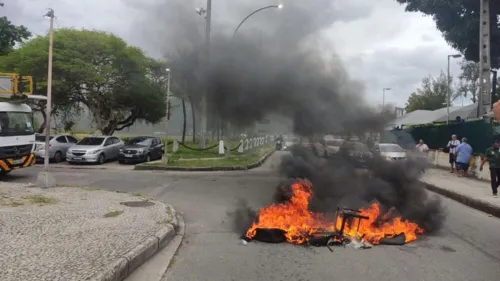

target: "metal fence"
[381,120,498,153]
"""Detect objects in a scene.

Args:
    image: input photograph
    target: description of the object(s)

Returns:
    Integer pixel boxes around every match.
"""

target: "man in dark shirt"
[480,140,500,198]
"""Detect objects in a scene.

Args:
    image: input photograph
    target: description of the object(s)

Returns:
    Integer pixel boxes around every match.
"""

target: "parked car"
[118,136,163,164]
[34,134,78,163]
[339,141,373,165]
[324,138,344,156]
[66,136,123,164]
[371,143,407,161]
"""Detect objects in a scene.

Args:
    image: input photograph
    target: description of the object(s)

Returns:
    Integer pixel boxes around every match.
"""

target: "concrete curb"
[87,204,181,281]
[134,149,276,171]
[423,182,500,219]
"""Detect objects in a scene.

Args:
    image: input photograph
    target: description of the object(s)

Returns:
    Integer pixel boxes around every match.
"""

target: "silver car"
[372,143,407,161]
[34,134,78,163]
[66,136,123,164]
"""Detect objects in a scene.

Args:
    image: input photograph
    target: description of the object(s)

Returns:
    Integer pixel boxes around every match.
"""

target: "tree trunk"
[189,96,196,143]
[181,96,187,143]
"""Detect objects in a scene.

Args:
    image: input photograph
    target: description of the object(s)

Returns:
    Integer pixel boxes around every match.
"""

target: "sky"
[1,0,468,109]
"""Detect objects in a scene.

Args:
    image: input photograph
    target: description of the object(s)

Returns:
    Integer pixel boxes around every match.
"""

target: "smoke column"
[124,0,445,236]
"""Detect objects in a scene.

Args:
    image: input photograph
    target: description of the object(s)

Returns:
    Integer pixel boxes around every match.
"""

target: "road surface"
[3,152,500,281]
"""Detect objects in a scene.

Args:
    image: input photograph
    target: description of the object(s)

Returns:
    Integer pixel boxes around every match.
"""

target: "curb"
[87,205,181,281]
[423,182,500,219]
[134,149,276,171]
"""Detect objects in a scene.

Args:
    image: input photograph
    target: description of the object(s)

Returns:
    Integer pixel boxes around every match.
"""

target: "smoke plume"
[125,0,444,237]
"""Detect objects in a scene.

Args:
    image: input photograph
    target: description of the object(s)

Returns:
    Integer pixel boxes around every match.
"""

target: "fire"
[245,179,424,245]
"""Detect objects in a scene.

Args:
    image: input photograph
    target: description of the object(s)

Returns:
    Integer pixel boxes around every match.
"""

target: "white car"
[66,136,123,164]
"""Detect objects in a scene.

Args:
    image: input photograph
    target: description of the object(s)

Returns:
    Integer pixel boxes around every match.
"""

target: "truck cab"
[0,101,37,176]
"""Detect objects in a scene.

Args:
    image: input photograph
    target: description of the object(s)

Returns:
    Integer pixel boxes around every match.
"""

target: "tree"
[0,29,166,135]
[405,72,452,112]
[395,0,500,68]
[0,16,31,56]
[454,60,479,103]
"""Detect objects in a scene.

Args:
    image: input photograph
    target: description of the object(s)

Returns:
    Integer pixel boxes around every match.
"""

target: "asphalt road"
[3,152,500,281]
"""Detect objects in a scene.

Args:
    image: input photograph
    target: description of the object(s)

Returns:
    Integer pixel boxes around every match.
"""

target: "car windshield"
[0,111,35,136]
[380,144,405,152]
[127,137,152,146]
[35,135,54,142]
[77,137,104,146]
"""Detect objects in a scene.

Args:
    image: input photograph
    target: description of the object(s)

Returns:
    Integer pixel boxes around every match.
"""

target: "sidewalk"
[0,182,179,281]
[421,169,500,218]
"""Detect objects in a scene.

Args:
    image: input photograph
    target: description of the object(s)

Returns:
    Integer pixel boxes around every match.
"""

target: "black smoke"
[124,0,444,236]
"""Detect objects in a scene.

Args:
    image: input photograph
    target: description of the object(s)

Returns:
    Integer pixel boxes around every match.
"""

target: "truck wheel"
[53,151,63,163]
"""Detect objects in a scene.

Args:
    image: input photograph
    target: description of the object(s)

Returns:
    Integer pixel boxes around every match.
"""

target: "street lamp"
[233,4,284,38]
[382,88,391,108]
[163,68,171,164]
[447,54,462,124]
[36,8,56,188]
[195,1,212,149]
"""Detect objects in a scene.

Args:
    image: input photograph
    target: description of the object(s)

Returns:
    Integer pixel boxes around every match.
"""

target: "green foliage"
[395,0,500,68]
[455,60,479,103]
[0,16,31,56]
[0,29,166,135]
[405,72,452,112]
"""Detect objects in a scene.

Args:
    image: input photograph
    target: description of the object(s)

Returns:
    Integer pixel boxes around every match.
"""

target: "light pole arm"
[233,5,280,38]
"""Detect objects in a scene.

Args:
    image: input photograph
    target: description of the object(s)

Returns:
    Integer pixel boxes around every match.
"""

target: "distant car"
[339,141,372,164]
[371,143,407,161]
[66,136,123,164]
[325,138,344,156]
[118,136,163,164]
[34,134,78,163]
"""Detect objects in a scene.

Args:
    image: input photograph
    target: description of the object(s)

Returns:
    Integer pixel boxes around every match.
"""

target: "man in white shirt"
[447,134,461,173]
[416,139,429,153]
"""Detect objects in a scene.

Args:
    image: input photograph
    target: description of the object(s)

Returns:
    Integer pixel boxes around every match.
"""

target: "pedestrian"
[480,140,500,198]
[446,134,461,173]
[416,139,429,173]
[455,137,473,177]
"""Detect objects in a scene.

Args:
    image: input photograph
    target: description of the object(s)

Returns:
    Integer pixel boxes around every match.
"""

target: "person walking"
[480,140,500,198]
[447,135,461,173]
[455,138,473,177]
[416,139,429,153]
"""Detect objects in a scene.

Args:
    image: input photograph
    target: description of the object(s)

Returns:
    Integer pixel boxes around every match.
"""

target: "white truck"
[0,73,46,177]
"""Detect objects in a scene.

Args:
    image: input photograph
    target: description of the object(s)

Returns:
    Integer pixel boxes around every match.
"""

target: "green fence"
[381,120,499,153]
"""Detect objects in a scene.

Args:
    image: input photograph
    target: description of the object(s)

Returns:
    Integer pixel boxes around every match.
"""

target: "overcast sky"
[1,0,467,109]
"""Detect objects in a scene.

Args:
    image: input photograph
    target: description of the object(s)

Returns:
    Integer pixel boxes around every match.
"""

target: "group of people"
[445,134,499,198]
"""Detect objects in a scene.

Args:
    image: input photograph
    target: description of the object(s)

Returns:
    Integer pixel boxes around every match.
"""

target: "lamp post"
[382,87,391,108]
[163,68,171,164]
[447,54,462,124]
[36,8,56,188]
[233,4,283,38]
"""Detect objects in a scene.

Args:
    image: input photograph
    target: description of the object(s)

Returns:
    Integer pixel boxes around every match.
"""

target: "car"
[66,136,123,164]
[371,143,407,161]
[118,136,163,164]
[339,141,373,164]
[34,134,78,163]
[324,137,344,156]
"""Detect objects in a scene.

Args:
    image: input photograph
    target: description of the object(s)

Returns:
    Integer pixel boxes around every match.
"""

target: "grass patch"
[132,193,152,201]
[104,210,124,217]
[147,144,273,168]
[1,200,24,207]
[23,194,58,205]
[56,184,100,191]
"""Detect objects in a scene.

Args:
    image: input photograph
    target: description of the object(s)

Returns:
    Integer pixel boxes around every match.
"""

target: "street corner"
[0,182,180,281]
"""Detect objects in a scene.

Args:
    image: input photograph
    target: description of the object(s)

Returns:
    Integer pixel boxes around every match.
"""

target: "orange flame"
[245,179,424,244]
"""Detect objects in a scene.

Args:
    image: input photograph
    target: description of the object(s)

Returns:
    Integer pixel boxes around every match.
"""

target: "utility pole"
[200,0,211,149]
[163,69,171,164]
[478,0,492,117]
[36,8,56,188]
